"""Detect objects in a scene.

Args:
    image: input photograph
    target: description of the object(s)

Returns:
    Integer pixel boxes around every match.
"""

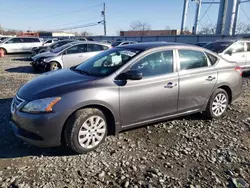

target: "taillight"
[235,66,243,76]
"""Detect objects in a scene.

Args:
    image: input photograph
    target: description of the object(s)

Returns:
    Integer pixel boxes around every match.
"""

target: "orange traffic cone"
[0,49,4,57]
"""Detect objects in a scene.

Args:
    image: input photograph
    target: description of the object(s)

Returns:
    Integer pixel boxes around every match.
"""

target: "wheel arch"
[61,104,117,145]
[217,85,232,104]
[0,47,7,54]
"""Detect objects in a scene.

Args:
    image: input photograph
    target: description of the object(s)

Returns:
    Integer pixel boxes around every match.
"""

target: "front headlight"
[21,97,61,113]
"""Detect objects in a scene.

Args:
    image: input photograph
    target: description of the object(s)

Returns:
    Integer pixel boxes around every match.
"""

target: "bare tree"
[236,22,250,34]
[198,24,216,35]
[165,25,171,30]
[80,31,92,36]
[129,20,151,36]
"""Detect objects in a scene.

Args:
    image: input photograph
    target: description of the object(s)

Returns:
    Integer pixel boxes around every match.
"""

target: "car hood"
[18,69,98,101]
[32,51,58,61]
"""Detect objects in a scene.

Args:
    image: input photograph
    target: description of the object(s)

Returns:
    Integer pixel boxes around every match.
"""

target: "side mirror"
[226,50,232,56]
[116,70,143,80]
[126,70,143,80]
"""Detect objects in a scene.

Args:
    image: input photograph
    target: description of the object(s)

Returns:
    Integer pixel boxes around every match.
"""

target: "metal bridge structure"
[180,0,250,35]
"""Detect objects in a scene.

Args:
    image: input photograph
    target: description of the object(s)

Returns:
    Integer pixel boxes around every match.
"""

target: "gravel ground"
[0,55,250,188]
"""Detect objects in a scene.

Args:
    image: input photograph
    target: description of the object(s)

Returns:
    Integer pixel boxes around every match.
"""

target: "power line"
[240,6,250,22]
[48,16,101,28]
[40,4,102,19]
[51,21,103,31]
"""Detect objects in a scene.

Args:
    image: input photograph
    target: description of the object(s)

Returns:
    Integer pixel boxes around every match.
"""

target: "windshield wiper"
[73,68,90,75]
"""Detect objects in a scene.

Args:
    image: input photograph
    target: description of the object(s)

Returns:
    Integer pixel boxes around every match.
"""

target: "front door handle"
[164,82,177,89]
[206,76,216,81]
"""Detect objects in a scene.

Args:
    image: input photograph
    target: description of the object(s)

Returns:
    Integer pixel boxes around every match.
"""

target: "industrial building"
[120,30,192,36]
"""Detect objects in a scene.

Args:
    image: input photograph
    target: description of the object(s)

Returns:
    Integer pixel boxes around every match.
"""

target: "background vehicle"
[195,42,208,47]
[42,39,57,46]
[111,41,137,47]
[11,42,242,154]
[204,39,250,71]
[31,39,76,55]
[31,41,111,71]
[0,37,10,43]
[0,37,43,53]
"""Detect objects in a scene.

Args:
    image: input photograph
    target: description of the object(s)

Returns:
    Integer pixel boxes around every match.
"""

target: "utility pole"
[102,3,107,36]
[181,0,189,34]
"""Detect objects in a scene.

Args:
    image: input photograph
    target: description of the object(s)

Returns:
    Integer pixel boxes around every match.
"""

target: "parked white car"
[204,39,250,71]
[31,41,111,72]
[0,37,43,53]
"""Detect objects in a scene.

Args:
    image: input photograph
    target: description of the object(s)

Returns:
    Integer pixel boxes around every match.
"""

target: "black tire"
[49,62,60,71]
[64,108,107,154]
[203,88,229,118]
[0,48,7,54]
[32,65,39,73]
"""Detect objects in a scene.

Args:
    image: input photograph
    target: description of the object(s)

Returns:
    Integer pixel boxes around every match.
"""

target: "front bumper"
[10,109,65,147]
[30,61,47,72]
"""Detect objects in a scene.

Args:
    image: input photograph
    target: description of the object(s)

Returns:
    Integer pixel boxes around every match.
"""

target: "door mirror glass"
[225,50,232,56]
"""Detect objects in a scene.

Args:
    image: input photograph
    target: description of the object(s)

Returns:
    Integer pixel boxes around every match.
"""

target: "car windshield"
[51,43,74,53]
[204,41,233,53]
[74,48,142,77]
[112,41,122,46]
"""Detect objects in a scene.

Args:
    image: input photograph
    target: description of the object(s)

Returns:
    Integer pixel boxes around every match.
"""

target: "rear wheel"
[204,88,229,118]
[49,62,60,71]
[64,108,107,154]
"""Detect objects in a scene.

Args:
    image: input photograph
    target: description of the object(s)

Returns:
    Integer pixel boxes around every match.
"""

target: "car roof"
[71,41,111,46]
[116,42,190,50]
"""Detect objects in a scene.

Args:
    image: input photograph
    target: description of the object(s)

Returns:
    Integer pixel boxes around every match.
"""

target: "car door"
[62,44,87,68]
[21,38,33,51]
[177,49,217,112]
[246,42,250,69]
[223,42,246,67]
[4,38,22,53]
[119,50,179,127]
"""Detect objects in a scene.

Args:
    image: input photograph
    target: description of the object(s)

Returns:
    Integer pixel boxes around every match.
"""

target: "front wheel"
[203,88,229,118]
[49,62,60,71]
[64,108,107,154]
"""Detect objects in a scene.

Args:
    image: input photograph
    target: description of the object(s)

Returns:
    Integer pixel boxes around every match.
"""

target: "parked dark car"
[11,42,242,154]
[31,39,77,56]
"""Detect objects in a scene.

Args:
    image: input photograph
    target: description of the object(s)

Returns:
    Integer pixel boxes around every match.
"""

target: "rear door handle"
[164,82,177,89]
[79,55,83,57]
[206,76,216,81]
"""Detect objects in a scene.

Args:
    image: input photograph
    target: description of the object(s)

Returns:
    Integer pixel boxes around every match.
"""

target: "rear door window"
[178,50,208,70]
[205,52,218,65]
[87,44,104,52]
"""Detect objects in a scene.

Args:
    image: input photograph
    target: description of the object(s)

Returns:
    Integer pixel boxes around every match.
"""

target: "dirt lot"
[0,55,250,188]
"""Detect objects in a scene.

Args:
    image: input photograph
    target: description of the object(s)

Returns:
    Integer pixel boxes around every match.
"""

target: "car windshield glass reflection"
[204,41,233,53]
[74,48,141,77]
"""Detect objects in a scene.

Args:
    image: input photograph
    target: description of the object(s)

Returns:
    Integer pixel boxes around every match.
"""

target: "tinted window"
[32,38,40,43]
[205,52,218,65]
[204,41,233,53]
[131,51,173,78]
[66,44,86,54]
[179,50,208,70]
[7,38,22,43]
[87,44,104,52]
[226,42,245,54]
[52,41,70,49]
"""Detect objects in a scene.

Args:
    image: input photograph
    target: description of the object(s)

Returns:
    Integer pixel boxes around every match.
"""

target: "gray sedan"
[11,42,242,154]
[31,41,111,71]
